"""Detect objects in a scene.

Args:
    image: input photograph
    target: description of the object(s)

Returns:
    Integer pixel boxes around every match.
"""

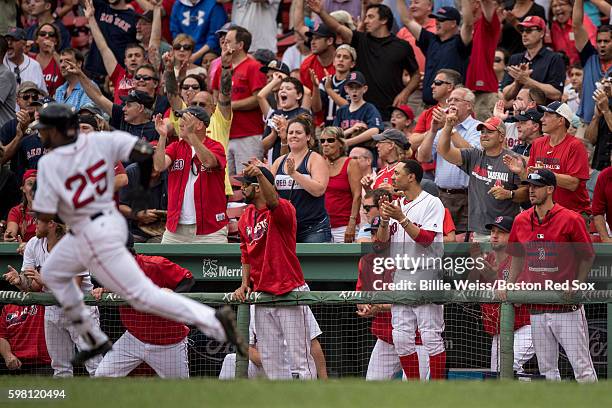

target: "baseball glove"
[138,210,167,237]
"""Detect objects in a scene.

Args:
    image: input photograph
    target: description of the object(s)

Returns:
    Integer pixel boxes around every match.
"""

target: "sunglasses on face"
[494,57,503,63]
[432,79,451,86]
[363,205,378,212]
[190,101,207,108]
[20,93,39,101]
[518,27,541,34]
[182,84,200,90]
[173,44,193,51]
[38,31,56,38]
[320,137,337,144]
[135,74,157,81]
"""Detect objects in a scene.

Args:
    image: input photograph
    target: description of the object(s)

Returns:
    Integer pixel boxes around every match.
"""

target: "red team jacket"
[480,253,530,335]
[165,138,229,235]
[507,203,595,312]
[120,255,191,345]
[0,304,50,364]
[239,198,305,295]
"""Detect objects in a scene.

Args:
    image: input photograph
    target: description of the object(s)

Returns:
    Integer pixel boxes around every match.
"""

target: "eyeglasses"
[363,205,378,212]
[182,84,200,90]
[432,79,451,86]
[135,74,158,81]
[320,137,337,144]
[13,67,21,85]
[446,97,467,104]
[20,93,39,101]
[38,31,56,38]
[190,101,207,108]
[494,57,503,63]
[173,44,193,51]
[518,27,541,34]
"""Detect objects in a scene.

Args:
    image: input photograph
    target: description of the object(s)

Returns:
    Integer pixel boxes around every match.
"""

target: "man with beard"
[2,28,46,93]
[84,0,137,83]
[53,49,96,110]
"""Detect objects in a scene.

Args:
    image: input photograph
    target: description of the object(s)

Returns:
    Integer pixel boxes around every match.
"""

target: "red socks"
[429,351,447,380]
[399,353,420,379]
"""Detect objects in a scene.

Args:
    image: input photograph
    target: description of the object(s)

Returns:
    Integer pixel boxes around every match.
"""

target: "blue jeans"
[297,217,332,243]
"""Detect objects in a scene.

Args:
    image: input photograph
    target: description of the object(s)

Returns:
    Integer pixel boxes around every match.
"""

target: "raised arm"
[307,0,353,44]
[153,114,173,171]
[436,109,464,166]
[182,114,219,169]
[572,0,589,52]
[148,4,163,64]
[82,0,118,78]
[460,0,475,45]
[293,0,311,40]
[396,0,422,40]
[218,46,234,120]
[66,60,113,115]
[163,52,182,112]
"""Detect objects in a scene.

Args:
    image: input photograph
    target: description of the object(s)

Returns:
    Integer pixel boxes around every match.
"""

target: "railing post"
[499,302,515,380]
[235,303,250,378]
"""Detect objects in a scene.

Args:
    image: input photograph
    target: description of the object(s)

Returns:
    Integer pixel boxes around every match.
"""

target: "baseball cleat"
[71,340,113,366]
[215,306,248,357]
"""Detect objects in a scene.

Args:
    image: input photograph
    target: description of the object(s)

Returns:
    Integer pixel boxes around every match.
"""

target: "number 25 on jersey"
[65,160,108,209]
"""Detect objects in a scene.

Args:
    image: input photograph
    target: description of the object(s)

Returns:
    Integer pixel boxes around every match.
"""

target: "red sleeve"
[563,139,590,180]
[356,258,363,291]
[109,64,124,86]
[206,139,227,170]
[527,140,537,167]
[271,198,296,225]
[414,229,436,245]
[413,109,430,133]
[114,161,126,176]
[592,170,609,216]
[157,258,193,289]
[238,218,249,265]
[165,140,178,161]
[249,62,267,93]
[0,308,7,338]
[7,205,21,223]
[443,208,456,235]
[211,65,221,91]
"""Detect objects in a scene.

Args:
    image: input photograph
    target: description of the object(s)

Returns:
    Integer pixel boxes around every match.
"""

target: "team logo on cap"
[437,8,446,13]
[349,72,357,81]
[495,216,503,223]
[268,60,278,69]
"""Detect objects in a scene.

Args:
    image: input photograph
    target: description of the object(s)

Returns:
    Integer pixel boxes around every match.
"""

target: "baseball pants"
[95,331,188,378]
[366,339,430,381]
[161,225,228,244]
[41,212,227,350]
[490,325,535,374]
[530,307,597,382]
[331,226,347,243]
[44,305,102,377]
[254,286,316,380]
[218,353,264,379]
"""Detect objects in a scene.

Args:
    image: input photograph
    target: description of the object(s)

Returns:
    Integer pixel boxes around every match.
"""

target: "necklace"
[328,153,343,165]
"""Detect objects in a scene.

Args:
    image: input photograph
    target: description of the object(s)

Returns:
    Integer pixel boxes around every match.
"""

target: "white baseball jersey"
[33,131,137,233]
[21,236,93,293]
[388,191,444,283]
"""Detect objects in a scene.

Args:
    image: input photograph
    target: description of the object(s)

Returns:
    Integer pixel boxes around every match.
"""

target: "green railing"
[2,289,611,380]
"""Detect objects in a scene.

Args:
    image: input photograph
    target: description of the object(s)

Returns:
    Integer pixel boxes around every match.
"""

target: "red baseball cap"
[392,105,415,121]
[518,16,545,31]
[476,117,505,133]
[22,169,37,185]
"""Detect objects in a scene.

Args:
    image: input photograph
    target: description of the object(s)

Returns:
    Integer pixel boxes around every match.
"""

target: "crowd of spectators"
[0,0,612,245]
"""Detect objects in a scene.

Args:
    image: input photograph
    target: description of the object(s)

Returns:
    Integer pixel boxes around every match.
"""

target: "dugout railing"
[1,289,610,380]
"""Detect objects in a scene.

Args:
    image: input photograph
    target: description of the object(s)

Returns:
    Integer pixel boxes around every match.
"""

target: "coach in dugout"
[500,169,597,382]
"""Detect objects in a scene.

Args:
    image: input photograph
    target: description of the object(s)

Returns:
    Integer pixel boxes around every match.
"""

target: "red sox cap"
[485,215,514,233]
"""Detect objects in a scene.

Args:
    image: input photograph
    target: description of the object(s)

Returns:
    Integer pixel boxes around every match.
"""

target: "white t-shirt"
[22,236,93,293]
[33,131,137,233]
[232,0,281,53]
[282,44,309,72]
[179,147,198,225]
[3,54,48,95]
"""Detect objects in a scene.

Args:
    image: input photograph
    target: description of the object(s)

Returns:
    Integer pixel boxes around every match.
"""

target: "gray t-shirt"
[459,148,521,234]
[0,65,16,128]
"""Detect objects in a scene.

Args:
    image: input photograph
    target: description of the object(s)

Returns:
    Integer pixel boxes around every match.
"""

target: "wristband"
[510,190,514,200]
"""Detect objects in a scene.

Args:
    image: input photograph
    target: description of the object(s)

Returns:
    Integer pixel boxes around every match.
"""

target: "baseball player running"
[500,169,597,382]
[376,160,446,380]
[31,103,246,364]
[234,164,316,380]
[94,237,193,378]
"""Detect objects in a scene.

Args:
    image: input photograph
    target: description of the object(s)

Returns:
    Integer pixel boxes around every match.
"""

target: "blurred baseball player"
[234,164,316,380]
[376,160,446,380]
[94,237,193,378]
[501,169,597,382]
[219,305,327,379]
[31,103,246,365]
[471,216,535,374]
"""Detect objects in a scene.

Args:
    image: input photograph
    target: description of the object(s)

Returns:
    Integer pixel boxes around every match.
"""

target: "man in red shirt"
[465,0,500,121]
[94,238,194,378]
[153,106,229,243]
[212,26,266,176]
[502,169,597,382]
[592,163,612,242]
[0,304,51,374]
[299,24,336,93]
[505,101,591,220]
[234,164,317,380]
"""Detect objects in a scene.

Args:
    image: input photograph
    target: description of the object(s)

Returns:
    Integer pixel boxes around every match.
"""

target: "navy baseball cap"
[306,23,335,38]
[30,96,56,107]
[522,168,557,187]
[485,215,514,233]
[235,166,275,186]
[345,71,367,87]
[429,7,461,24]
[215,22,236,37]
[120,90,155,110]
[175,105,211,127]
[4,27,26,41]
[539,101,573,123]
[513,108,543,123]
[260,60,290,75]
